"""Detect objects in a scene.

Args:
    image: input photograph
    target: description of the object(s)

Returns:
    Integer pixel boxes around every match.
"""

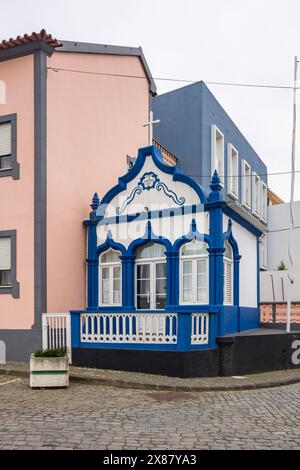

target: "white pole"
[286,56,299,333]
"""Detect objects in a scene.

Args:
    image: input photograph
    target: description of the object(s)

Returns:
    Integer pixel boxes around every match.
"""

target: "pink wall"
[46,51,149,312]
[0,55,35,328]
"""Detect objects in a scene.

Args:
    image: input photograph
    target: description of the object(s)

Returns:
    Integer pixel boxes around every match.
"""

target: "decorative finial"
[90,192,100,211]
[191,218,197,233]
[208,170,223,202]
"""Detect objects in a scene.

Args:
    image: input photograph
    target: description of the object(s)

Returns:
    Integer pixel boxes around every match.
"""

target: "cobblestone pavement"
[0,375,300,450]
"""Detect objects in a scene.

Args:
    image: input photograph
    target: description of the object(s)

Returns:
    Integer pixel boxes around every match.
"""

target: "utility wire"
[47,66,299,90]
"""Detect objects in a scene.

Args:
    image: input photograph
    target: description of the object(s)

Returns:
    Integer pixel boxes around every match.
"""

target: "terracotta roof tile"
[0,29,62,50]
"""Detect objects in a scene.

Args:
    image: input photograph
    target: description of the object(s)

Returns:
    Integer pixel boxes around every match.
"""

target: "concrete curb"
[1,366,300,392]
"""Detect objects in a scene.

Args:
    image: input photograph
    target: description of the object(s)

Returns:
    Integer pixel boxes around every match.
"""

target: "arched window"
[135,242,166,310]
[223,240,233,305]
[99,249,122,305]
[180,240,209,304]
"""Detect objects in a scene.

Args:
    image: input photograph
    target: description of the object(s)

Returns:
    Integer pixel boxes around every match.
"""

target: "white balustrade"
[191,313,209,344]
[80,312,178,344]
[42,313,72,362]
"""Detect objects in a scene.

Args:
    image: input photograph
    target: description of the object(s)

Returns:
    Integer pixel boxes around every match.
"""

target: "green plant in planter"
[33,347,67,358]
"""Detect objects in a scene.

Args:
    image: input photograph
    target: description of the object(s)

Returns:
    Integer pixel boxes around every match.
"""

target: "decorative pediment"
[96,145,207,220]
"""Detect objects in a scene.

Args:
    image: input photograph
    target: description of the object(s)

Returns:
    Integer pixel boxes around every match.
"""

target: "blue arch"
[126,221,173,308]
[96,145,207,218]
[90,231,127,308]
[172,219,211,306]
[95,230,127,258]
[223,219,241,306]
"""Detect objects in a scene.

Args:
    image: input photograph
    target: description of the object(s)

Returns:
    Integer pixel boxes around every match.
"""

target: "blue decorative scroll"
[116,171,185,214]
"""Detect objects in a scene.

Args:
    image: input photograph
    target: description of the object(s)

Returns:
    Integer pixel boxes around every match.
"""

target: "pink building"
[0,29,156,360]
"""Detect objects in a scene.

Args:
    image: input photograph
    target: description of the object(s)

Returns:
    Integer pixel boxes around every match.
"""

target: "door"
[136,261,167,310]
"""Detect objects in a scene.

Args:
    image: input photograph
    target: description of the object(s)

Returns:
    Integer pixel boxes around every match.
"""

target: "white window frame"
[252,171,261,217]
[260,180,267,222]
[179,244,209,305]
[211,125,224,184]
[227,143,239,199]
[99,249,122,306]
[135,257,166,310]
[223,242,233,305]
[241,159,251,209]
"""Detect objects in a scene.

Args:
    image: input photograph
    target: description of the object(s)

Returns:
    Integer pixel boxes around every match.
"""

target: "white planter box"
[30,354,69,388]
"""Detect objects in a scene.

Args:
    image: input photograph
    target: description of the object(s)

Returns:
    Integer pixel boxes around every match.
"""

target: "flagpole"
[286,56,299,332]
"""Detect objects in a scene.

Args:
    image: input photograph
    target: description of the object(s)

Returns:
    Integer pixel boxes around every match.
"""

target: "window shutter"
[0,237,11,270]
[0,122,12,156]
[224,260,232,304]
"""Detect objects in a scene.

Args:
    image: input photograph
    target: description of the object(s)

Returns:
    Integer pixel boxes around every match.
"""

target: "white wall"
[262,201,300,302]
[223,214,258,308]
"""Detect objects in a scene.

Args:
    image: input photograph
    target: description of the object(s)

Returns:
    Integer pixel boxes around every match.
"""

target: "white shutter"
[0,122,12,156]
[224,260,233,304]
[0,237,11,270]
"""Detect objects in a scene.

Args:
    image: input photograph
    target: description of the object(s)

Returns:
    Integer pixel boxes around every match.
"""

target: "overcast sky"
[2,0,300,201]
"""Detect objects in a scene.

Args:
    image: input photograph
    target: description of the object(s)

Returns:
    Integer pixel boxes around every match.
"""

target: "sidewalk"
[1,361,300,392]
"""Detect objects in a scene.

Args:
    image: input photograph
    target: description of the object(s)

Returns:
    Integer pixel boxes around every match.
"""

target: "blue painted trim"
[223,205,263,237]
[257,236,260,307]
[96,146,207,218]
[172,218,211,307]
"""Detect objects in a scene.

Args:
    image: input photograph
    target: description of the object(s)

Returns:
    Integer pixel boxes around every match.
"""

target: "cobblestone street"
[0,375,300,450]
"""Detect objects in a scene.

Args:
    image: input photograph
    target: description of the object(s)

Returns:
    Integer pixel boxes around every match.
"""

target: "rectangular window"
[0,237,11,286]
[252,172,261,217]
[211,125,224,184]
[227,143,239,198]
[260,181,267,222]
[0,231,19,297]
[0,122,12,170]
[241,159,251,208]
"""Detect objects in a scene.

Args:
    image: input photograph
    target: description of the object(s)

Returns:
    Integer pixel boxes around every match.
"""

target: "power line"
[47,66,298,90]
[186,169,300,179]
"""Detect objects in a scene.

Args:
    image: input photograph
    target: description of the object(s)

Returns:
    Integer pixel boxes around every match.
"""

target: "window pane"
[156,278,166,294]
[156,294,166,309]
[113,278,120,292]
[0,270,11,286]
[0,155,12,169]
[137,295,150,310]
[101,249,120,263]
[113,266,120,279]
[156,262,166,278]
[136,242,165,259]
[183,289,192,302]
[137,279,150,295]
[101,267,109,279]
[183,260,192,274]
[113,290,120,303]
[101,267,109,303]
[197,288,207,303]
[197,259,206,274]
[137,264,150,279]
[182,241,208,256]
[183,274,192,289]
[0,122,12,157]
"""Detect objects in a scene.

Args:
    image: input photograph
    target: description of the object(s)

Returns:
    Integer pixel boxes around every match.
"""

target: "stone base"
[72,330,300,378]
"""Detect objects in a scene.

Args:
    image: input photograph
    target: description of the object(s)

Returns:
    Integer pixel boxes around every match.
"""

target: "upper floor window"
[0,230,19,298]
[135,242,166,310]
[241,159,251,209]
[0,237,11,287]
[260,181,267,222]
[223,241,233,305]
[0,114,19,180]
[227,143,239,199]
[99,249,122,305]
[180,240,209,304]
[252,172,261,217]
[211,125,224,184]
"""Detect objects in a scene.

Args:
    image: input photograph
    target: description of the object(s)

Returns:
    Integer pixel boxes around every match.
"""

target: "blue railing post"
[177,312,191,352]
[70,310,81,348]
